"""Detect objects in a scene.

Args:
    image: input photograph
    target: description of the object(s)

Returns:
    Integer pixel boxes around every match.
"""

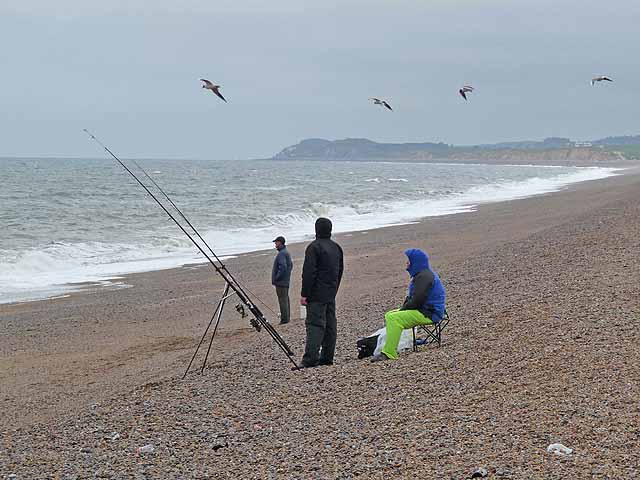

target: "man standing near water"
[272,236,293,324]
[300,218,344,368]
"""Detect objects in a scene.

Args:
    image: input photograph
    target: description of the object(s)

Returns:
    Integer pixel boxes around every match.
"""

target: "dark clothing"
[271,246,293,287]
[301,238,344,304]
[400,269,436,316]
[300,218,343,367]
[301,300,337,367]
[275,286,290,324]
[401,248,446,323]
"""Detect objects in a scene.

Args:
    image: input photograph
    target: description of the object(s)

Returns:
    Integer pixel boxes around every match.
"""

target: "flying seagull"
[459,85,475,101]
[200,79,227,102]
[369,97,393,111]
[591,76,613,86]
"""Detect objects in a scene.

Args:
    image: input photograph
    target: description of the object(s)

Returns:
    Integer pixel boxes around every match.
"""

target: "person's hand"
[300,296,308,306]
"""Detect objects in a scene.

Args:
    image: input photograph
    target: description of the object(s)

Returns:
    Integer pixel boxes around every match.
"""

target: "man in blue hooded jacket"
[372,248,446,361]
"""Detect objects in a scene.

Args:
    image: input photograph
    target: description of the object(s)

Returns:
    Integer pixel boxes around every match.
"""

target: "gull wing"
[213,88,227,103]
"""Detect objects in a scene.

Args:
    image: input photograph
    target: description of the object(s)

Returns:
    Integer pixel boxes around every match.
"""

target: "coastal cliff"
[273,137,639,166]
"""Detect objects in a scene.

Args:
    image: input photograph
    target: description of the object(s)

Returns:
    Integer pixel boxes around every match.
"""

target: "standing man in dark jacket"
[300,217,344,368]
[272,236,293,325]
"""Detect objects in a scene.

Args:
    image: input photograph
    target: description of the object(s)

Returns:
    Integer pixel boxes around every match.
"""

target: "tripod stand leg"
[182,282,231,379]
[200,283,231,374]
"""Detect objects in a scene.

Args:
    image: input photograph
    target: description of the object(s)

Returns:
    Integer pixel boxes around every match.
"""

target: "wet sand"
[1,168,639,478]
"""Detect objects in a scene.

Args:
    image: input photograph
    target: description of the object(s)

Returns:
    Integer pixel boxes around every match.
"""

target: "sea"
[0,157,620,304]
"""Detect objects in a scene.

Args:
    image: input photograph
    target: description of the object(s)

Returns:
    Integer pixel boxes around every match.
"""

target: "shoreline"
[1,162,631,307]
[2,166,640,477]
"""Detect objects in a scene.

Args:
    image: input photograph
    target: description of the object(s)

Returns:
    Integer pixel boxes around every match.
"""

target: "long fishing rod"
[122,153,229,269]
[115,142,296,366]
[90,133,279,333]
[118,145,293,361]
[83,129,299,371]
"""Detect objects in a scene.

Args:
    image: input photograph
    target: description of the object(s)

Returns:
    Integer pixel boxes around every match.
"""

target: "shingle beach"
[2,167,639,479]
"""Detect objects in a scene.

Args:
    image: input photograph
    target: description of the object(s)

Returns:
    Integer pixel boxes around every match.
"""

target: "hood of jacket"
[315,217,332,239]
[405,248,430,277]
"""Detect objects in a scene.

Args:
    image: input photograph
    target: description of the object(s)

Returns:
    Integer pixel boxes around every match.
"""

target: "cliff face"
[445,148,621,165]
[273,138,628,166]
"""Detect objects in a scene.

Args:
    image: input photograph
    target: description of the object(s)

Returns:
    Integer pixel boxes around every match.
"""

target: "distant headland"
[272,135,640,166]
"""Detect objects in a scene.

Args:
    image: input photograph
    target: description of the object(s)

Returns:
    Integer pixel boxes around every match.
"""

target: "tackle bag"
[356,334,379,359]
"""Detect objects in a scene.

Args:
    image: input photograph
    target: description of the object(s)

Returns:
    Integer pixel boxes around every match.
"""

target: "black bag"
[356,335,379,359]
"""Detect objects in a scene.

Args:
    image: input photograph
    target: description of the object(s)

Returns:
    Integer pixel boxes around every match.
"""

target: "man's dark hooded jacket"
[301,218,344,303]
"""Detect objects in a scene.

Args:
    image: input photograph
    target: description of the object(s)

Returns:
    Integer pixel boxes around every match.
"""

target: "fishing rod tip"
[83,128,97,140]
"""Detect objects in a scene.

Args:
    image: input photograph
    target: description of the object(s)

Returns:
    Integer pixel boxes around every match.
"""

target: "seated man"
[372,248,446,362]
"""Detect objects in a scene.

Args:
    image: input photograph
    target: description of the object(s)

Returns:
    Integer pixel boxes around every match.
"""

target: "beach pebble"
[495,468,512,477]
[547,443,573,455]
[136,444,155,455]
[470,467,488,478]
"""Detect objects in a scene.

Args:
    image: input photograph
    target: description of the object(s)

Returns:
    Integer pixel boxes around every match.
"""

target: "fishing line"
[83,129,298,371]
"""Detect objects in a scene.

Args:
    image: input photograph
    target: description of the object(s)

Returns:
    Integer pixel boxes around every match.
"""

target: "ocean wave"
[0,240,202,304]
[0,165,620,304]
[255,185,299,192]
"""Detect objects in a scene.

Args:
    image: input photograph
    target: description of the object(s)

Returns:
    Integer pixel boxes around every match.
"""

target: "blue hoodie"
[404,248,446,323]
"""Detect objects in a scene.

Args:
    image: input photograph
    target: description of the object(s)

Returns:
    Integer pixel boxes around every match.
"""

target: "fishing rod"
[83,129,299,374]
[122,151,284,327]
[98,136,288,349]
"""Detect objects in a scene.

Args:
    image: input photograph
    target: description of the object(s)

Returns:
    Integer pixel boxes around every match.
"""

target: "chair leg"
[412,327,417,352]
[417,311,449,348]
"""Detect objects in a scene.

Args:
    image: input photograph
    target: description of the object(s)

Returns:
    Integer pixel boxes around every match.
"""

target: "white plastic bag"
[373,327,414,357]
[547,443,572,455]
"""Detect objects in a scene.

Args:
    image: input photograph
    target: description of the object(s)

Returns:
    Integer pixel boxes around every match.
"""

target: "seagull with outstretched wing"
[591,76,613,86]
[200,79,227,102]
[459,85,475,101]
[369,97,393,111]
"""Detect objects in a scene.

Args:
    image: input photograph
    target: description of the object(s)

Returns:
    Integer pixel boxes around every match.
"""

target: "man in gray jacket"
[272,236,293,324]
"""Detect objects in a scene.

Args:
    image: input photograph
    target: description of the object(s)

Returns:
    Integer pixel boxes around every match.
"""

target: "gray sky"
[1,0,638,159]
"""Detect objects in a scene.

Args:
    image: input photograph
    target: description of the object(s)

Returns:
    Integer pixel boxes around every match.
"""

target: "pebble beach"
[1,166,639,479]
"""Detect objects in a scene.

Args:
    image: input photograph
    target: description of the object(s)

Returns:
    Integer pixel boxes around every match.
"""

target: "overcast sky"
[1,0,638,159]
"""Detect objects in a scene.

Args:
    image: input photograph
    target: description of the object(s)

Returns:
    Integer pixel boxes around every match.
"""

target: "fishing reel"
[235,303,247,318]
[236,303,261,332]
